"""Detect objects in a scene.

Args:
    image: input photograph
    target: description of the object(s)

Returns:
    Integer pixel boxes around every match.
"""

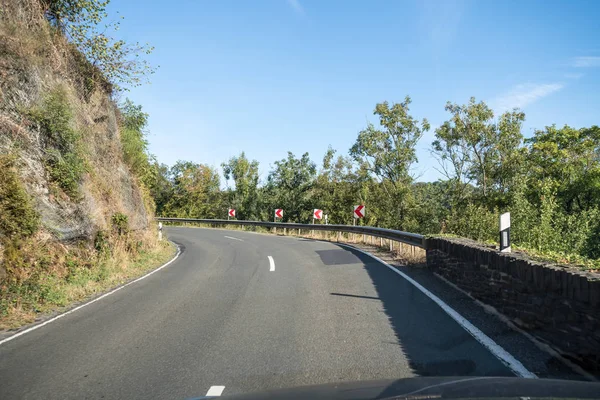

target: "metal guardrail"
[156,217,425,248]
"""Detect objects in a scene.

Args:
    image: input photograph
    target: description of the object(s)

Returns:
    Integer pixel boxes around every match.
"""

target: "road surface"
[0,227,523,399]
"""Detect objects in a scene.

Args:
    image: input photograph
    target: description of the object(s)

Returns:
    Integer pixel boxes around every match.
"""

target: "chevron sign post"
[228,209,235,220]
[312,209,323,236]
[354,205,365,219]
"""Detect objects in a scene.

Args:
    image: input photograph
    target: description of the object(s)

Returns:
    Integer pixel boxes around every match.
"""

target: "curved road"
[0,227,517,399]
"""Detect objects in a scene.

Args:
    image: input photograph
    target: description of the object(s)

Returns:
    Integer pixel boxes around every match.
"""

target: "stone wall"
[425,237,600,373]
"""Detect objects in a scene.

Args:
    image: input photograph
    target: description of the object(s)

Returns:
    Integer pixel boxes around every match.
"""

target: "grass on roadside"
[0,235,176,330]
[512,245,600,272]
[428,234,600,272]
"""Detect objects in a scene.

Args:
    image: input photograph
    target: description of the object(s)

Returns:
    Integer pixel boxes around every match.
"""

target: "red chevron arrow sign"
[313,209,323,220]
[354,205,365,219]
[275,209,283,219]
[228,209,235,218]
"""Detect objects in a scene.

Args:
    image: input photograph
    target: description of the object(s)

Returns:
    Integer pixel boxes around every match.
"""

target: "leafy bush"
[0,155,39,239]
[28,87,86,198]
[445,203,497,243]
[45,148,86,198]
[111,212,128,235]
[94,230,109,253]
[119,99,150,179]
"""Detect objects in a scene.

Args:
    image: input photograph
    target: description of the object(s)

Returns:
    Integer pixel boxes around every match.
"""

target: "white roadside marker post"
[500,212,511,252]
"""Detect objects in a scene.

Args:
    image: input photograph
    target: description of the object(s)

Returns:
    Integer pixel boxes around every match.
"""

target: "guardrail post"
[390,240,393,252]
[380,237,383,247]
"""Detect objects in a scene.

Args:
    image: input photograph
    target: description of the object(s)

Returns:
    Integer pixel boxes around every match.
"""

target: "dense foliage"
[28,87,87,198]
[148,98,600,268]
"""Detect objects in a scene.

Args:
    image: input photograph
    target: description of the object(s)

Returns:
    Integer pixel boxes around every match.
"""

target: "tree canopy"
[142,97,600,269]
[41,0,156,91]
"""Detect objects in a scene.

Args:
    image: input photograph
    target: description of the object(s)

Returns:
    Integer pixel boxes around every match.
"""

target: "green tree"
[41,0,156,90]
[408,181,449,234]
[119,98,150,179]
[526,124,600,213]
[265,152,316,223]
[432,98,525,207]
[147,161,172,216]
[350,97,430,229]
[164,161,222,218]
[221,152,260,220]
[314,147,362,224]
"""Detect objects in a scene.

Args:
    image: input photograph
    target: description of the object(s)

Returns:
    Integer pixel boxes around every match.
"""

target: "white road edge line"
[336,243,537,379]
[0,243,182,347]
[206,385,225,396]
[268,255,275,272]
[224,235,244,242]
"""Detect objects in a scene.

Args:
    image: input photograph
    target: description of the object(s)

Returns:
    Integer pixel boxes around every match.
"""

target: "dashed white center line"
[206,385,225,397]
[224,236,244,242]
[268,256,275,272]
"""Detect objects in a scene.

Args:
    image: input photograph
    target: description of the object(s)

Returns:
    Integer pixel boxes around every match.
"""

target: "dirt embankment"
[0,0,169,328]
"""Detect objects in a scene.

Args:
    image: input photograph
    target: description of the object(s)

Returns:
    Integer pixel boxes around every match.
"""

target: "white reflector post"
[499,212,511,253]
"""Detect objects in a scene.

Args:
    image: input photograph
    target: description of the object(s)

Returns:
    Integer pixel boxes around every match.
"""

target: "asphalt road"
[0,227,519,399]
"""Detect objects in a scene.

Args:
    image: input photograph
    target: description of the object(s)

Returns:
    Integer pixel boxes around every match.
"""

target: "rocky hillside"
[0,0,166,327]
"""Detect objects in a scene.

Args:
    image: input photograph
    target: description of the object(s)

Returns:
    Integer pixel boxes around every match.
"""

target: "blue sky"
[112,0,600,183]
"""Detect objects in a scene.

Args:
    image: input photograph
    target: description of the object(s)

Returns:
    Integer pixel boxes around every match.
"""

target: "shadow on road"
[327,245,512,377]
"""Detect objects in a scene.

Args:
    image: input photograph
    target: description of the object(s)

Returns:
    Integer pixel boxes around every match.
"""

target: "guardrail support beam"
[156,218,424,248]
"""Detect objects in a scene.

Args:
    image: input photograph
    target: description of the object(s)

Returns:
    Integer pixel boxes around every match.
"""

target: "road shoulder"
[0,240,179,344]
[341,242,591,381]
